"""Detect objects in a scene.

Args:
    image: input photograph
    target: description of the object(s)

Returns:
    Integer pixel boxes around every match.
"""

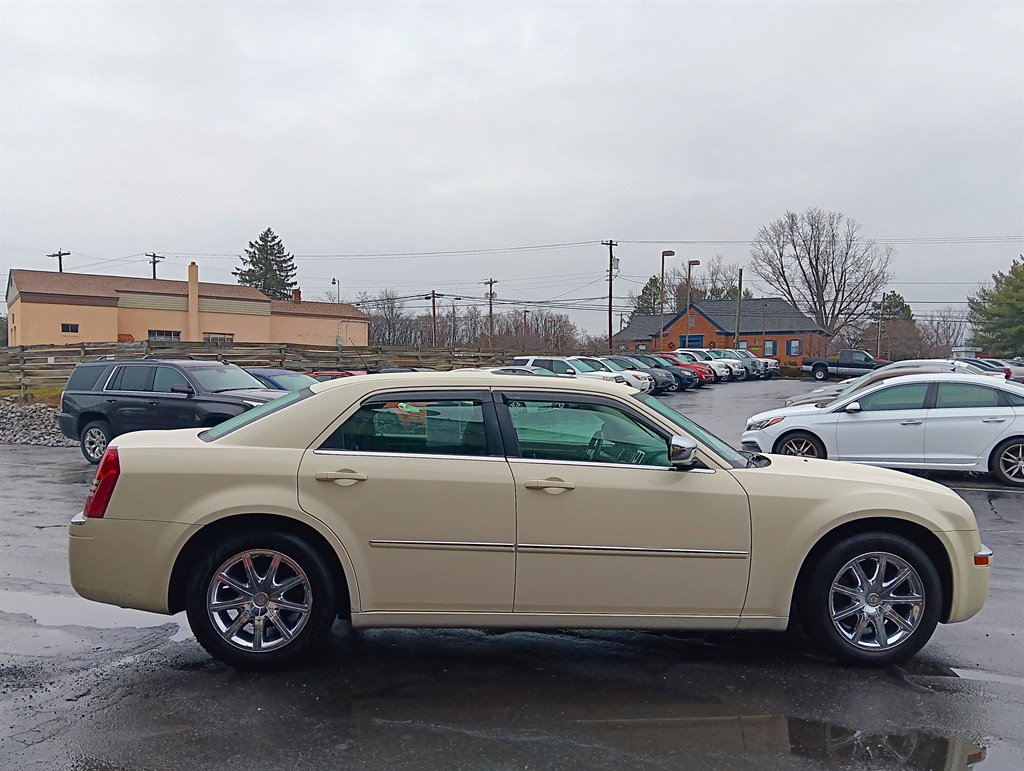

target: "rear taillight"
[84,447,120,518]
[1005,369,1012,379]
[59,391,65,412]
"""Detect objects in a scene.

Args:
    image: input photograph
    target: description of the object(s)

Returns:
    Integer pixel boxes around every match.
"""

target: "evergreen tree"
[629,276,664,318]
[233,228,298,299]
[873,291,914,320]
[969,258,1024,355]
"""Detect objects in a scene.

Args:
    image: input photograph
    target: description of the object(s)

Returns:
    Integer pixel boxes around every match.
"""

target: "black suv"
[59,358,286,463]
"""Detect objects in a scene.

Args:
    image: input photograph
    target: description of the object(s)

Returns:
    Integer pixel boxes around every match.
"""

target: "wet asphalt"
[1,378,1021,770]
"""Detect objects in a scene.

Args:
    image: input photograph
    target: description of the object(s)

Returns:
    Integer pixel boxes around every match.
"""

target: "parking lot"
[1,378,1022,770]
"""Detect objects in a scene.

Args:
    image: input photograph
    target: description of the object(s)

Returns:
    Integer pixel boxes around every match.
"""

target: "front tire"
[802,533,941,666]
[80,420,111,464]
[774,431,827,458]
[991,437,1024,486]
[185,529,338,669]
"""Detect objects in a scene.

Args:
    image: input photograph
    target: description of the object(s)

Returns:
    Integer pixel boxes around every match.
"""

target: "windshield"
[190,364,267,392]
[732,350,753,359]
[686,350,712,361]
[633,355,661,367]
[834,371,875,398]
[266,371,318,391]
[581,358,610,371]
[637,394,745,467]
[704,350,728,359]
[601,359,627,371]
[201,389,309,441]
[570,358,597,372]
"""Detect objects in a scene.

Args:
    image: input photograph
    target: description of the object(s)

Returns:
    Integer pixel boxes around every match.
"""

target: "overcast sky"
[2,0,1021,330]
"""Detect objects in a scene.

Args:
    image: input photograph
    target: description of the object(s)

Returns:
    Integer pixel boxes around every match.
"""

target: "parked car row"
[746,371,1024,487]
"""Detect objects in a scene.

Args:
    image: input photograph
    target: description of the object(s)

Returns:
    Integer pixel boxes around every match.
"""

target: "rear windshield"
[265,371,318,391]
[201,389,310,441]
[66,365,108,391]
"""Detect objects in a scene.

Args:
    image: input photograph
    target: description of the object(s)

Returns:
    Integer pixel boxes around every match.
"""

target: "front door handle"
[525,479,576,494]
[146,400,159,406]
[105,398,118,403]
[315,470,368,486]
[981,418,1006,423]
[900,420,923,426]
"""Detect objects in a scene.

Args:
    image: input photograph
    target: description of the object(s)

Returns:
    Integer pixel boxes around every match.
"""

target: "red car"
[651,353,715,385]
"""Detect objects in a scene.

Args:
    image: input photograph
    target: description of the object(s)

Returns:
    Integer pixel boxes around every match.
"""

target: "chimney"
[187,262,200,342]
[292,288,302,303]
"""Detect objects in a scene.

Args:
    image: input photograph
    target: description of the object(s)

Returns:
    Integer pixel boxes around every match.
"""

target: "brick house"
[6,264,369,348]
[612,298,830,364]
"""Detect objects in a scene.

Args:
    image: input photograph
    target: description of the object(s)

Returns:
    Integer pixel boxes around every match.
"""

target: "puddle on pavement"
[570,713,987,769]
[0,590,192,642]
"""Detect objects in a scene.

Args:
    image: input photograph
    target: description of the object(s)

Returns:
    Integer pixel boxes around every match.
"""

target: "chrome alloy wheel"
[207,550,312,653]
[779,437,820,457]
[830,552,924,651]
[83,427,108,460]
[999,441,1024,483]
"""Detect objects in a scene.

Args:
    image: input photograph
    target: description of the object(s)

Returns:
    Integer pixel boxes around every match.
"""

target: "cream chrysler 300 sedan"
[68,372,992,670]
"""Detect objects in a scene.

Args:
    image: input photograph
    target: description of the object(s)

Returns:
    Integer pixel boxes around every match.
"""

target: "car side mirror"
[843,401,862,413]
[171,383,194,395]
[668,435,698,469]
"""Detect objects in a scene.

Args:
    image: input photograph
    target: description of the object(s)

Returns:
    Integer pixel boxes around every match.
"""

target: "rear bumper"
[69,513,197,614]
[58,413,77,440]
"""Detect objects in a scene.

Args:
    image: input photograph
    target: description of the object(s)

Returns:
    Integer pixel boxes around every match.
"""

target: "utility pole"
[47,249,70,273]
[451,301,458,347]
[876,292,885,358]
[732,268,744,348]
[429,290,438,348]
[602,240,618,351]
[521,309,530,350]
[482,278,497,348]
[146,252,164,279]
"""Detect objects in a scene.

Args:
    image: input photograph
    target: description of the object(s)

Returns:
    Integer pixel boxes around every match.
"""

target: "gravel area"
[0,397,77,447]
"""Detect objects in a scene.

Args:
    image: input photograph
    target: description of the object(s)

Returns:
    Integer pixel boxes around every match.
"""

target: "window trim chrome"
[312,449,505,462]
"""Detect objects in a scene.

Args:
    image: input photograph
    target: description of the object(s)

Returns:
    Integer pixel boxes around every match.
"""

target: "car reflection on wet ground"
[1,379,1021,770]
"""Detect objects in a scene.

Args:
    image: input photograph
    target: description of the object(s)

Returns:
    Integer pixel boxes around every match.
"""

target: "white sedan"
[743,373,1024,486]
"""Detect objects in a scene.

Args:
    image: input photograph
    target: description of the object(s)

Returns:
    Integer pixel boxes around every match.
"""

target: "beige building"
[6,263,368,348]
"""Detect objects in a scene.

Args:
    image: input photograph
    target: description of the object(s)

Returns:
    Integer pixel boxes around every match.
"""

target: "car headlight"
[746,416,785,431]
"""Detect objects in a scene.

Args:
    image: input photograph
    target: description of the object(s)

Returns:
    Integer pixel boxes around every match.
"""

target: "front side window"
[855,383,929,412]
[935,383,1001,409]
[323,399,489,457]
[549,360,574,375]
[787,339,802,356]
[506,399,669,467]
[850,351,871,363]
[638,394,745,467]
[153,366,191,393]
[148,330,181,342]
[61,323,79,333]
[764,340,777,356]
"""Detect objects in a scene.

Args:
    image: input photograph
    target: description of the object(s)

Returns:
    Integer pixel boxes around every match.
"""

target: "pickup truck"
[800,349,891,381]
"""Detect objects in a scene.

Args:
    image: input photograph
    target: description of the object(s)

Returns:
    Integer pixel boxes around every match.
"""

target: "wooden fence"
[0,341,539,393]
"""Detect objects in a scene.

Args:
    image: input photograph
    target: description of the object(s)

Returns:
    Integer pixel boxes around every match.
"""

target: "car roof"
[246,367,299,375]
[308,370,635,396]
[860,371,1023,392]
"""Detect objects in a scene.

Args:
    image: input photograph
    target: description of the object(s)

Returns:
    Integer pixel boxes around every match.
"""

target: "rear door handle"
[981,418,1006,423]
[315,471,368,486]
[146,400,159,406]
[525,479,575,494]
[105,398,118,403]
[900,420,923,426]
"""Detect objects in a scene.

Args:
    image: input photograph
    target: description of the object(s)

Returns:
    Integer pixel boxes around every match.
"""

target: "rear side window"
[111,366,155,392]
[66,365,107,392]
[321,399,489,457]
[935,383,1002,409]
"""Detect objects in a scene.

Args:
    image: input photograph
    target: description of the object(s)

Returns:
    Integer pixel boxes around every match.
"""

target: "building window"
[61,323,79,334]
[148,330,181,342]
[737,340,748,350]
[203,332,234,344]
[764,339,777,356]
[636,343,648,351]
[786,339,802,356]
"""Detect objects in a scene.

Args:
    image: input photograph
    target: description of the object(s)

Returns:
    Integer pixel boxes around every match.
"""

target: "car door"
[104,365,156,435]
[924,382,1015,466]
[149,366,200,430]
[497,391,751,620]
[834,383,930,464]
[297,390,516,612]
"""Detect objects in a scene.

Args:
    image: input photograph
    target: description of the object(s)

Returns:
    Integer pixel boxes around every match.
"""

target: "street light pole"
[331,277,340,303]
[659,250,675,352]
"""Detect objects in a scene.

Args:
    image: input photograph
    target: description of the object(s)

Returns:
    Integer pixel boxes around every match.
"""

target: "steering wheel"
[583,429,604,461]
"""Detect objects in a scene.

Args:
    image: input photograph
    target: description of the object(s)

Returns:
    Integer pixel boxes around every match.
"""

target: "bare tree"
[919,306,968,357]
[665,255,752,309]
[750,208,893,338]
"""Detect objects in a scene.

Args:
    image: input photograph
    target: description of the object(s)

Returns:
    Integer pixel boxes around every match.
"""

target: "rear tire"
[80,420,111,464]
[185,529,338,670]
[801,533,941,666]
[990,437,1024,487]
[812,366,829,381]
